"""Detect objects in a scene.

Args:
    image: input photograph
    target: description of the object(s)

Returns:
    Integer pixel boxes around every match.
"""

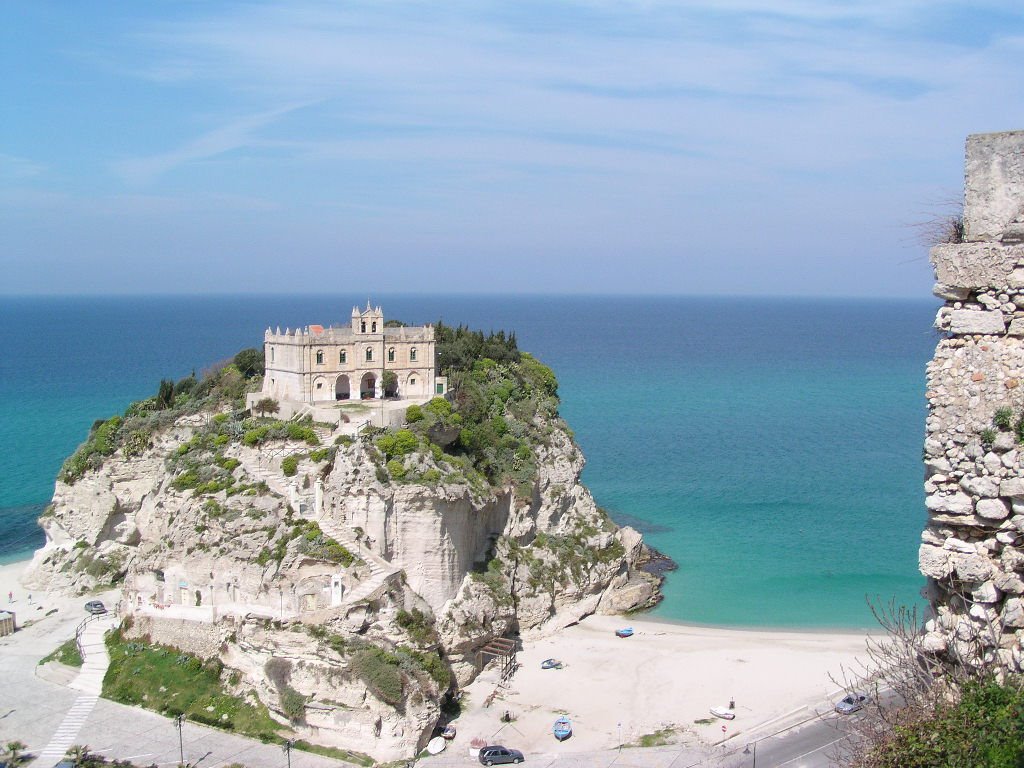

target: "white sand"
[449,613,871,755]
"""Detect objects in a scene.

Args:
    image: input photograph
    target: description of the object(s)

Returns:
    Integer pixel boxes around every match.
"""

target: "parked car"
[835,692,869,714]
[84,600,107,615]
[478,745,524,765]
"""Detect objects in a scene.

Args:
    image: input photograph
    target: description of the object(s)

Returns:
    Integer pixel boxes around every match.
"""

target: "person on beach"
[7,591,11,603]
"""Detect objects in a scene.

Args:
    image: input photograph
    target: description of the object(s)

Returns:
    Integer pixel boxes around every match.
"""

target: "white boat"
[710,706,735,720]
[427,736,447,754]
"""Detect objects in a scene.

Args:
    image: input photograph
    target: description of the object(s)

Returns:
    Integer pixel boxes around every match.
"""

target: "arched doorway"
[335,374,350,400]
[383,372,398,398]
[360,372,377,399]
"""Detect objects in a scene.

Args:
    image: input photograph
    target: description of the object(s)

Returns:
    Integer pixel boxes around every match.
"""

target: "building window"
[388,347,395,362]
[365,347,373,362]
[372,321,377,332]
[339,350,347,364]
[410,377,416,386]
[436,382,445,395]
[270,347,275,362]
[410,347,417,362]
[316,381,323,390]
[316,350,324,365]
[361,321,366,333]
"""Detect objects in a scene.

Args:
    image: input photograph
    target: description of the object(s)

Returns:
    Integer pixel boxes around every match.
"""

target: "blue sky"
[2,1,1023,297]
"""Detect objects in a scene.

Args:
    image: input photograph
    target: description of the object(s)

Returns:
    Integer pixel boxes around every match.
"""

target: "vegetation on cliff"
[60,349,264,483]
[373,322,563,496]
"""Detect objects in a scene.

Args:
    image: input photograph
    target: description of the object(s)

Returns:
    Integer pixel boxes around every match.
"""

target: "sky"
[2,1,1023,297]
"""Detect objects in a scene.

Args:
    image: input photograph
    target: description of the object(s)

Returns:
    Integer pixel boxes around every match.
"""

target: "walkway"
[32,614,116,767]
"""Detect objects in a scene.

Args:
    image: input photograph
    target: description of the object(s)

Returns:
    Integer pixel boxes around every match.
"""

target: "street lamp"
[174,713,186,766]
[283,739,294,768]
[743,741,757,767]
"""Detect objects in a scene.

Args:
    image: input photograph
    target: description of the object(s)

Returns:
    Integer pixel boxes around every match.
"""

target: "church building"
[259,304,445,403]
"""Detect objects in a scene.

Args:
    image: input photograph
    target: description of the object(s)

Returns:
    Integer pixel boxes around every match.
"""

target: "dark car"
[84,600,106,615]
[478,745,524,765]
[835,692,869,714]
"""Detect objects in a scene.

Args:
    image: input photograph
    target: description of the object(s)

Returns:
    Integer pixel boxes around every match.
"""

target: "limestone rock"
[949,309,1006,335]
[977,498,1011,520]
[926,493,974,516]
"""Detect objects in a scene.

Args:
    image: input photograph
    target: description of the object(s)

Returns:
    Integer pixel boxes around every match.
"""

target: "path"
[31,615,117,767]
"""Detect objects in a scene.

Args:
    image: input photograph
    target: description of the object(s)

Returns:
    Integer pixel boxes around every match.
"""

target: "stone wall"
[124,614,228,659]
[921,130,1024,673]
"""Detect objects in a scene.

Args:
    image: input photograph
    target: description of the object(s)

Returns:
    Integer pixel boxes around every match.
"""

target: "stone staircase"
[314,515,402,605]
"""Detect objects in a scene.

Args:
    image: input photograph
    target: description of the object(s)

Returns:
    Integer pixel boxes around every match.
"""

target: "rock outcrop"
[921,130,1024,674]
[24,366,660,761]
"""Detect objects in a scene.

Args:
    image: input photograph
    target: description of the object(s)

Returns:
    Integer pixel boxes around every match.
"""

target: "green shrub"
[395,609,436,644]
[286,422,320,445]
[981,427,998,446]
[424,397,452,418]
[308,448,332,462]
[281,455,300,477]
[994,406,1015,430]
[871,678,1024,767]
[406,404,424,423]
[386,459,407,479]
[351,648,404,707]
[377,429,419,458]
[279,684,306,722]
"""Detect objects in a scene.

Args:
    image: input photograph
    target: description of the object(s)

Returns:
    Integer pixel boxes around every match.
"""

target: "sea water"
[0,295,936,628]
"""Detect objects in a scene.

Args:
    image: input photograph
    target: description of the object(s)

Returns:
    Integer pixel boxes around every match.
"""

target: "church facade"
[259,304,445,404]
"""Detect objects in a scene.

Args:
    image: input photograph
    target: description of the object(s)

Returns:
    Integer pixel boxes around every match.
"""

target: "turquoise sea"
[0,295,936,629]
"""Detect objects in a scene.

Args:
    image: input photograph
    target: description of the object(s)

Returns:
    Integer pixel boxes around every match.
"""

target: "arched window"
[315,350,324,365]
[372,321,377,332]
[365,347,373,362]
[388,347,395,362]
[360,321,366,333]
[410,347,417,362]
[270,347,275,362]
[339,350,347,364]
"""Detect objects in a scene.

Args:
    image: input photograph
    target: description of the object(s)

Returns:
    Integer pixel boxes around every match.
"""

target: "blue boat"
[553,716,572,741]
[615,627,634,638]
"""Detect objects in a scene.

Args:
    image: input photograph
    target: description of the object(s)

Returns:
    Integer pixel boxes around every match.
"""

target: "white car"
[835,692,868,714]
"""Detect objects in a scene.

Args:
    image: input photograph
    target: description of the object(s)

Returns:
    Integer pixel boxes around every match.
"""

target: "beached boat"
[553,716,572,741]
[427,736,447,754]
[615,627,634,638]
[710,706,735,720]
[541,658,563,669]
[442,724,457,739]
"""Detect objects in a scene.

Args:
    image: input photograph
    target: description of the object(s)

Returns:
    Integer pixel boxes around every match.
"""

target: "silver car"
[835,692,868,714]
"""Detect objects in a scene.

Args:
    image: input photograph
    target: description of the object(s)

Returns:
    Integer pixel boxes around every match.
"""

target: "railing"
[74,605,118,660]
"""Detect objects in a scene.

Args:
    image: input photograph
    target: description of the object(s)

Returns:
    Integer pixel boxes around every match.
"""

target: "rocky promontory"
[24,333,661,761]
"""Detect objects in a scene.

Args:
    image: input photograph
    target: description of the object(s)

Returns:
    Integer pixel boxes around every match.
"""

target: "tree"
[4,741,27,766]
[233,348,265,378]
[254,397,279,418]
[382,370,398,396]
[156,379,175,410]
[65,744,92,767]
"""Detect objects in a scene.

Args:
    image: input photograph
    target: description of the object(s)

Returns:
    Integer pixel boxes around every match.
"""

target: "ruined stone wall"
[921,130,1024,672]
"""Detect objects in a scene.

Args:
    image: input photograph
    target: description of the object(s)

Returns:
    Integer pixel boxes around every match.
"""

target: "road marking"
[775,734,846,766]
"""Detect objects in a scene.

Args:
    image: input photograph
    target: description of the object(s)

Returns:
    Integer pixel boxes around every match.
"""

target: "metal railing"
[74,604,118,660]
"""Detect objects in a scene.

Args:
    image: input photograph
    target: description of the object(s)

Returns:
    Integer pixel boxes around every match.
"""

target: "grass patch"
[627,727,676,748]
[292,740,374,767]
[103,627,281,741]
[39,638,83,668]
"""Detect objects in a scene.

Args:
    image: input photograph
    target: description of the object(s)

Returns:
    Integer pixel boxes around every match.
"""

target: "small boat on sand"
[553,716,572,741]
[615,627,634,638]
[442,724,457,739]
[541,658,563,669]
[427,736,447,754]
[710,706,735,720]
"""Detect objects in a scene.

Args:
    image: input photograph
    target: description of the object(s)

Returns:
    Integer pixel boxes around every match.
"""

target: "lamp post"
[174,713,186,766]
[743,741,757,767]
[283,739,294,768]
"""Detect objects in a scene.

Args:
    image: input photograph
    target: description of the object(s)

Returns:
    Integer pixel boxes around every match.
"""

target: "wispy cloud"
[113,102,317,184]
[0,153,45,179]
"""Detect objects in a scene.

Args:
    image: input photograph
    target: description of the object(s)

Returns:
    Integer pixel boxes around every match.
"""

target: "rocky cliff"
[921,130,1024,675]
[24,350,660,761]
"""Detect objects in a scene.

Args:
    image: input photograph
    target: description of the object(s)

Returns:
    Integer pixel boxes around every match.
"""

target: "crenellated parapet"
[921,130,1024,674]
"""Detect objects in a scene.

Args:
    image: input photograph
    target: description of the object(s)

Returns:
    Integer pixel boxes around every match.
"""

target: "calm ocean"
[0,295,936,628]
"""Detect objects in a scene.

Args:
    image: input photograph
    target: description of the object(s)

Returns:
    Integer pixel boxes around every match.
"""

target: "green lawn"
[39,638,83,668]
[102,628,281,741]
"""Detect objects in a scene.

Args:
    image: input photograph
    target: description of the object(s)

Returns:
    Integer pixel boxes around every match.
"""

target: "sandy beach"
[447,613,871,756]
